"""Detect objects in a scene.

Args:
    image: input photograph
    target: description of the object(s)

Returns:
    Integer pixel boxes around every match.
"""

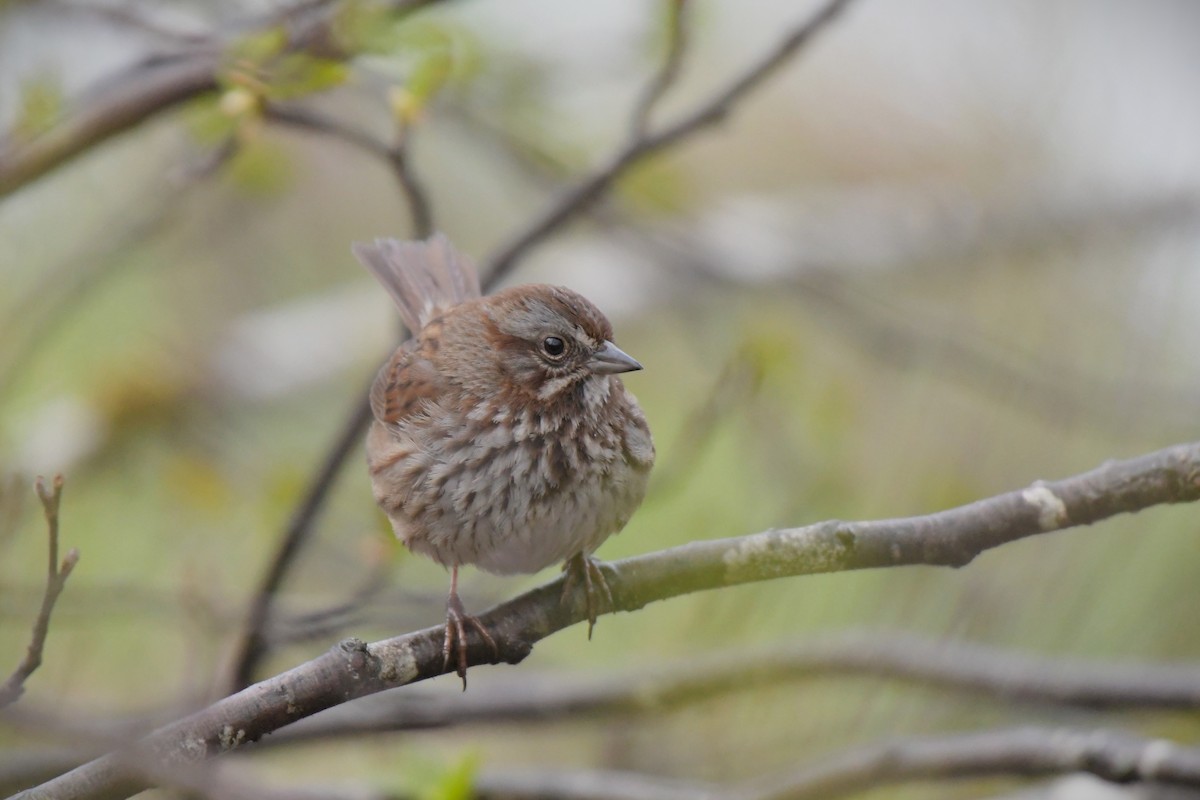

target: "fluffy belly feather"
[367,402,650,574]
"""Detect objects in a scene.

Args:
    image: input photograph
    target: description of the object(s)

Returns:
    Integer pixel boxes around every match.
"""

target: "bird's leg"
[443,565,498,690]
[561,553,615,640]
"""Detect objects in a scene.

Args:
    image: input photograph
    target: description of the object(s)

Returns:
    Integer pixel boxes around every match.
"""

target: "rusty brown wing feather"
[369,339,445,426]
[352,233,482,333]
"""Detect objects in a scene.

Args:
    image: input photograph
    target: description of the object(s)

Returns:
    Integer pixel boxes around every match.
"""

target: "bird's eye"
[541,336,566,358]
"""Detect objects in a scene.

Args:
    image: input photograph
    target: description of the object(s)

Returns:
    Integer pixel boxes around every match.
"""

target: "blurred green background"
[3,0,1200,797]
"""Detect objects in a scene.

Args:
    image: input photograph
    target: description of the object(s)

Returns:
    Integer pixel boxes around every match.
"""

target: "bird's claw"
[443,593,498,690]
[562,553,615,639]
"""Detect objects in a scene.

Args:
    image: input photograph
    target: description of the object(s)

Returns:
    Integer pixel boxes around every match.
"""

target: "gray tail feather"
[352,233,482,332]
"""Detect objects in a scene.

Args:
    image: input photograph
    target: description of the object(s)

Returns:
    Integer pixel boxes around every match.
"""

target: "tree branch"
[266,630,1200,745]
[627,0,691,142]
[741,727,1200,800]
[15,440,1200,800]
[473,726,1200,800]
[264,105,434,239]
[477,727,1200,800]
[0,476,80,709]
[481,0,859,285]
[0,0,440,197]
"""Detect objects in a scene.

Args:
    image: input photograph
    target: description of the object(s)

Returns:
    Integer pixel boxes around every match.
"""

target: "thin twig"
[475,726,1200,800]
[739,726,1200,800]
[481,0,858,285]
[0,476,79,709]
[388,125,434,240]
[16,440,1200,800]
[264,106,434,238]
[628,0,691,141]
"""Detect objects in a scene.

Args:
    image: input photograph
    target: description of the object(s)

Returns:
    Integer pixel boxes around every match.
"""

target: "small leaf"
[262,55,349,100]
[181,96,240,146]
[406,47,453,106]
[15,73,64,140]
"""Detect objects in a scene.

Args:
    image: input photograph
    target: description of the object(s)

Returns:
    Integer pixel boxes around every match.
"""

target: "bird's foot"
[443,590,498,690]
[561,553,615,640]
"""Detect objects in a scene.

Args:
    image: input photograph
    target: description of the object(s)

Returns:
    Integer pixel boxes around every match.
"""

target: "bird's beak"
[589,341,643,374]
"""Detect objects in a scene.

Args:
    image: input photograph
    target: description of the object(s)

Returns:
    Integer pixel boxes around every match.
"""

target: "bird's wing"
[369,339,445,426]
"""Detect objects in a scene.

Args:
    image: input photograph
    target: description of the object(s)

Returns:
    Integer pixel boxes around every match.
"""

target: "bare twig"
[0,476,80,709]
[284,728,1200,800]
[474,727,1200,800]
[16,440,1200,800]
[388,119,434,240]
[740,727,1200,800]
[264,105,434,238]
[628,0,692,141]
[481,0,858,285]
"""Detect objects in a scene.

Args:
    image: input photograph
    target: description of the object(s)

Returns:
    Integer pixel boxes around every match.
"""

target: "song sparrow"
[353,234,654,685]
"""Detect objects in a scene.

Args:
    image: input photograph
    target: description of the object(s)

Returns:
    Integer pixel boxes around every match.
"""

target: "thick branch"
[0,56,219,197]
[16,440,1200,800]
[0,476,79,708]
[481,0,858,284]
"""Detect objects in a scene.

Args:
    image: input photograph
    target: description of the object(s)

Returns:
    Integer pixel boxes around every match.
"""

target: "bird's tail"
[352,233,482,332]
